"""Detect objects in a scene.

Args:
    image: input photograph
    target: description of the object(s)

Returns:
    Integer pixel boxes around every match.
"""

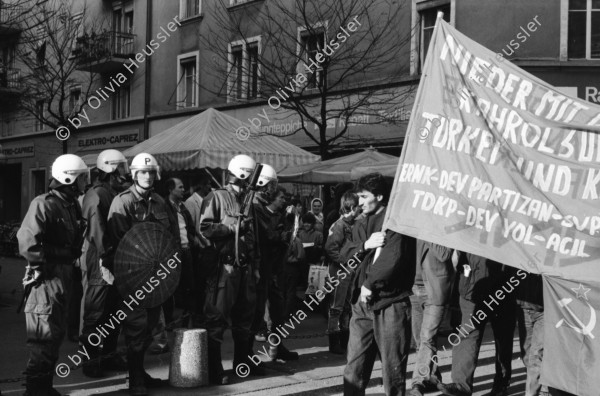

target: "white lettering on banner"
[385,18,600,283]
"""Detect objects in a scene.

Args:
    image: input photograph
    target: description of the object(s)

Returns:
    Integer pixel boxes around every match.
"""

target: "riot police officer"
[200,154,262,385]
[17,154,89,396]
[80,149,129,378]
[106,153,178,396]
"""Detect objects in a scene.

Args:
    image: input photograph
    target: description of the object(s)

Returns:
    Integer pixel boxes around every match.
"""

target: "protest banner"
[383,16,600,396]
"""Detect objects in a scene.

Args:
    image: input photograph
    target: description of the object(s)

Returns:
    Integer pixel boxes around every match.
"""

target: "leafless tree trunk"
[15,0,104,153]
[204,0,415,159]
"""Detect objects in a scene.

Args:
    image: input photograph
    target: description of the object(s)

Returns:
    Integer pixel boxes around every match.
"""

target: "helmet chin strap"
[134,178,153,193]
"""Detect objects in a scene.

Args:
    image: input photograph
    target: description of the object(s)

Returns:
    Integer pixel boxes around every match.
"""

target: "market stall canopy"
[350,158,399,180]
[122,108,319,171]
[80,153,98,167]
[278,148,398,184]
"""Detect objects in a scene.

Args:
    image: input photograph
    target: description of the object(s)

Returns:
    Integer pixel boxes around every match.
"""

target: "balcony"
[73,31,136,74]
[0,67,21,105]
[0,3,23,36]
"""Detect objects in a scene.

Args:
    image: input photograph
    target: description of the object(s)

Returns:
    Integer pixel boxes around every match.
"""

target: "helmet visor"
[67,168,91,187]
[114,161,129,177]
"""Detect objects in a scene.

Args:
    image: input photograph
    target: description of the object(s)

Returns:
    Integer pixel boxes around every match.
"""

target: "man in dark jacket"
[409,240,455,396]
[341,173,416,396]
[438,253,520,396]
[325,191,360,354]
[251,185,298,361]
[164,177,207,325]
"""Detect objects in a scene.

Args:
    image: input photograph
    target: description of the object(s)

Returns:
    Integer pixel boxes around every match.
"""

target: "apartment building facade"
[1,0,599,221]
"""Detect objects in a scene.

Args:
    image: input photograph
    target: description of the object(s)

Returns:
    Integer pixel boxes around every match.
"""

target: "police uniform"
[17,189,85,394]
[106,185,177,389]
[80,182,121,372]
[200,184,258,381]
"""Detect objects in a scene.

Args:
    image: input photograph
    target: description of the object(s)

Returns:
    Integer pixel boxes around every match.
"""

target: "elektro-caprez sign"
[76,131,139,151]
[0,143,35,158]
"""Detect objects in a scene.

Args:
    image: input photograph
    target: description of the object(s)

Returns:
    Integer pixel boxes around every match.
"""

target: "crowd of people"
[15,149,551,396]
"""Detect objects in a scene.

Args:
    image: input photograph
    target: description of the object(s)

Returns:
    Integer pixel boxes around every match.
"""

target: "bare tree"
[15,0,103,153]
[204,0,415,159]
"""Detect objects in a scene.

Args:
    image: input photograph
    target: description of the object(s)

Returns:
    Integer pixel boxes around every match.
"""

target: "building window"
[69,86,81,114]
[230,45,243,99]
[30,169,47,201]
[298,30,325,89]
[568,0,600,58]
[419,4,450,71]
[247,42,259,99]
[35,100,44,131]
[112,85,130,119]
[177,52,199,108]
[180,0,201,19]
[227,37,261,101]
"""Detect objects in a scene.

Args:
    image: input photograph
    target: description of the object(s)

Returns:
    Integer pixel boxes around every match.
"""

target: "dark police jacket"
[199,185,257,271]
[18,189,85,267]
[82,182,116,285]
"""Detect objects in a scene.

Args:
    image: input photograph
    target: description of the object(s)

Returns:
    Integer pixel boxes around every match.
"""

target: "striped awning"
[122,108,319,171]
[278,148,398,184]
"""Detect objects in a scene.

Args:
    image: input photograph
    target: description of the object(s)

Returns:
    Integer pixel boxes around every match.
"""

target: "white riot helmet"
[51,154,90,186]
[97,149,129,175]
[130,153,161,181]
[228,154,256,181]
[257,164,277,187]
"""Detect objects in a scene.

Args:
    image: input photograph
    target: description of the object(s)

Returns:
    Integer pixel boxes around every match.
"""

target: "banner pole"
[372,8,447,264]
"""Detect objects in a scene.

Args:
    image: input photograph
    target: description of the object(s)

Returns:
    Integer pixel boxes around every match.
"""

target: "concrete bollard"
[169,328,208,387]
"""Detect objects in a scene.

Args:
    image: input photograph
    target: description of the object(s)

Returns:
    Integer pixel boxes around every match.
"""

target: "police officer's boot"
[127,351,147,396]
[46,375,61,396]
[328,333,345,355]
[233,333,265,376]
[81,341,104,378]
[207,339,229,385]
[23,375,46,396]
[247,335,266,369]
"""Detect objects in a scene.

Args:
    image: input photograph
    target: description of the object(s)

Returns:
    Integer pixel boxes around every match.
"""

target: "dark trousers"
[450,296,516,393]
[123,305,161,354]
[282,262,302,318]
[68,266,83,338]
[343,298,412,396]
[517,306,546,396]
[81,284,122,360]
[328,262,355,333]
[24,262,72,381]
[203,265,257,376]
[410,284,444,386]
[252,268,285,333]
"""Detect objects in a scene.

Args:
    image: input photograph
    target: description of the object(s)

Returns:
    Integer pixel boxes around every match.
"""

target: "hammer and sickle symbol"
[555,297,596,339]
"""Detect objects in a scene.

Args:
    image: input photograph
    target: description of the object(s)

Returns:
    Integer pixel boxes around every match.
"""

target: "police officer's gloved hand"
[23,264,45,287]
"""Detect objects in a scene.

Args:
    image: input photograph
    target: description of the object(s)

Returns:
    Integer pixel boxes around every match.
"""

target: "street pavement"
[0,255,527,396]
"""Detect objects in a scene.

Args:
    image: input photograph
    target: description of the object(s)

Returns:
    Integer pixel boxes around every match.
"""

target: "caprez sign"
[0,142,35,158]
[76,131,139,151]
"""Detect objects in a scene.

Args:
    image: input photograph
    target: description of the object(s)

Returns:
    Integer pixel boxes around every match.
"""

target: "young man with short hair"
[342,173,416,396]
